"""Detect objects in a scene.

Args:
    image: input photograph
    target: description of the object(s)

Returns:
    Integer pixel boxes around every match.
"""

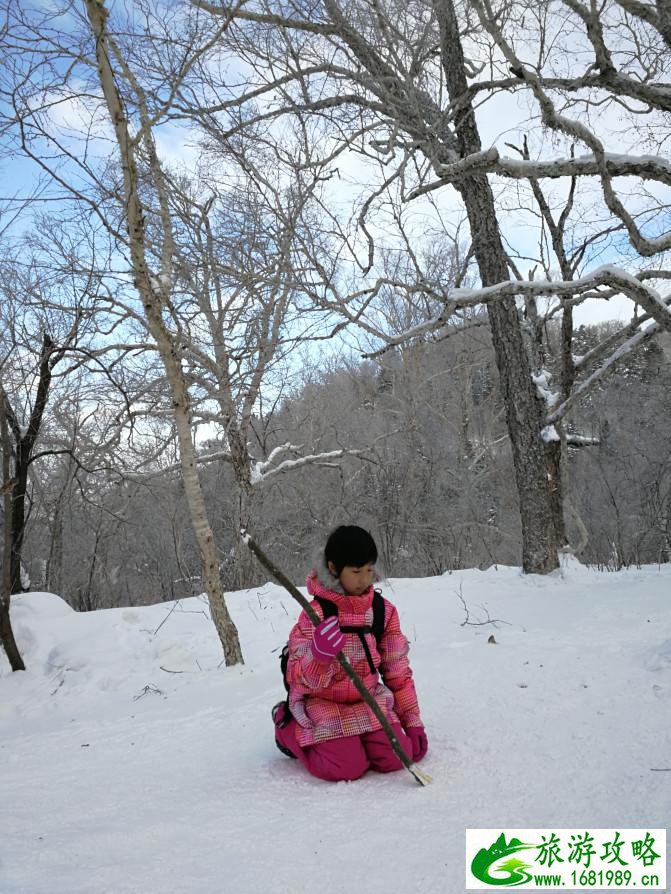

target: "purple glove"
[311,616,345,663]
[407,726,428,762]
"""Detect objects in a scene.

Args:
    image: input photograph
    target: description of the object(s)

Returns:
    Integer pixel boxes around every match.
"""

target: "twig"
[457,584,511,629]
[153,600,180,636]
[49,677,65,696]
[650,767,671,771]
[159,666,185,674]
[133,683,164,700]
[241,529,432,787]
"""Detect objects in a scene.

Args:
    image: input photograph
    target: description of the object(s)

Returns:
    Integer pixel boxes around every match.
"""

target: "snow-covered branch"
[357,267,671,356]
[249,443,303,484]
[408,151,671,200]
[574,293,671,376]
[565,434,600,448]
[546,321,659,425]
[251,446,368,486]
[471,0,671,258]
[474,268,666,327]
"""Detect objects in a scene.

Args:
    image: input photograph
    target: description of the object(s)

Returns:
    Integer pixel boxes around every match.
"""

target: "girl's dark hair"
[324,525,378,574]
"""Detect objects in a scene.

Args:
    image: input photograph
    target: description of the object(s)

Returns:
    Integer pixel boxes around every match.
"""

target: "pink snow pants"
[275,716,413,782]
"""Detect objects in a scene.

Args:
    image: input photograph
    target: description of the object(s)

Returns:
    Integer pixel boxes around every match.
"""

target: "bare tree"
[0,263,84,670]
[0,0,371,637]
[195,0,671,571]
[161,142,356,586]
[72,0,246,664]
[193,0,565,571]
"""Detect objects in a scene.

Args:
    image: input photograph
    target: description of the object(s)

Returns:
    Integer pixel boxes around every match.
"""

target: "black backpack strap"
[314,592,386,677]
[314,596,338,620]
[371,589,386,647]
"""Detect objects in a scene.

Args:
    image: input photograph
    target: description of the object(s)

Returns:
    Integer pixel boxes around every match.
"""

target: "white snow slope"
[1,558,670,894]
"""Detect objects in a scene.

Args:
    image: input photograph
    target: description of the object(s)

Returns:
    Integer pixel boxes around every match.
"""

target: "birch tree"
[1,0,243,662]
[73,0,246,663]
[0,0,367,648]
[158,144,352,586]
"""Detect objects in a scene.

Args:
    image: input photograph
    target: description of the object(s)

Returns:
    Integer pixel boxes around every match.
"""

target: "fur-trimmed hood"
[305,554,384,615]
[307,554,349,595]
[307,554,383,594]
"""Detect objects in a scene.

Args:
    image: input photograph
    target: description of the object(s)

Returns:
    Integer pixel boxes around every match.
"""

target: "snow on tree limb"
[123,443,367,485]
[251,447,368,485]
[546,321,659,425]
[565,434,600,448]
[355,267,671,349]
[408,151,671,200]
[471,0,671,258]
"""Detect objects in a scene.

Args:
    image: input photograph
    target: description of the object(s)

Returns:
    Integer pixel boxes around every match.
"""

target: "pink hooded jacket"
[286,568,423,747]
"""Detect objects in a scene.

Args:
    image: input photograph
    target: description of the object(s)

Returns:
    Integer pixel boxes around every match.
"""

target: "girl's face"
[328,561,376,596]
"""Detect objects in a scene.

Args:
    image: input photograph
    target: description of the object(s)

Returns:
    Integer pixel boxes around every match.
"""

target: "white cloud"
[154,123,202,172]
[40,83,114,148]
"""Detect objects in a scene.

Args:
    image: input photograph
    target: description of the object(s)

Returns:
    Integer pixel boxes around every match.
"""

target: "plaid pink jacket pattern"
[287,573,423,747]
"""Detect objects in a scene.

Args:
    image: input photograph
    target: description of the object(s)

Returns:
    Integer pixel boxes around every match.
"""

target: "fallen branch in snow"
[241,529,432,787]
[650,767,671,771]
[133,684,164,700]
[457,585,511,629]
[49,678,65,696]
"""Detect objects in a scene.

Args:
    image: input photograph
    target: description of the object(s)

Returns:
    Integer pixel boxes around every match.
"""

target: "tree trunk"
[9,453,29,596]
[169,374,244,663]
[0,390,25,671]
[234,481,256,589]
[435,0,558,573]
[546,439,567,547]
[549,301,576,550]
[7,333,56,595]
[46,450,75,595]
[46,495,64,595]
[84,0,243,664]
[485,297,559,571]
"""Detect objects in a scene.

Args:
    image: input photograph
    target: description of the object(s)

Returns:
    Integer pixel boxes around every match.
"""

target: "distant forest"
[8,320,669,611]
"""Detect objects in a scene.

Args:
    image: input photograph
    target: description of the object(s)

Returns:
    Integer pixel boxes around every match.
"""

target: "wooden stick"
[241,529,432,786]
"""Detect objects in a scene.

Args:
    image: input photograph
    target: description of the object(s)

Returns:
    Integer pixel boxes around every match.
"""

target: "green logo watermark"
[471,833,537,886]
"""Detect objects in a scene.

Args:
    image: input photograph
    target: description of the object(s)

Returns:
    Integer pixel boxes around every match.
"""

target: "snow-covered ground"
[1,558,670,893]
